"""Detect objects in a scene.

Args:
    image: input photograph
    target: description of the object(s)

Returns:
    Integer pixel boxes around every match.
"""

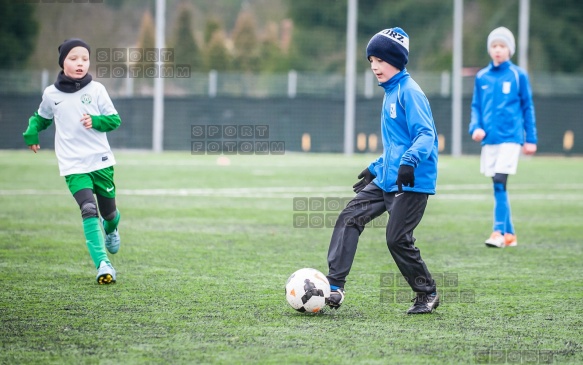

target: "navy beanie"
[58,38,91,69]
[366,27,409,70]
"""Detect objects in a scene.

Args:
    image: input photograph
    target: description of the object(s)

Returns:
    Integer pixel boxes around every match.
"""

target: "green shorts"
[65,166,116,198]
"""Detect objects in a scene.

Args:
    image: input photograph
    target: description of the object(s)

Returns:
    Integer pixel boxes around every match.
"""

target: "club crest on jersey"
[502,81,511,94]
[390,103,397,118]
[80,94,92,104]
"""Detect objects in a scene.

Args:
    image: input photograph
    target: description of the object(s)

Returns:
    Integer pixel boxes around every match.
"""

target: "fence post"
[440,71,450,97]
[41,69,49,92]
[209,70,217,98]
[125,76,134,97]
[364,70,374,99]
[288,70,297,98]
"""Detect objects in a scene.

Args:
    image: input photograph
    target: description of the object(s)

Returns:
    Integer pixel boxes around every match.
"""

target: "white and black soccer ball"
[285,268,331,313]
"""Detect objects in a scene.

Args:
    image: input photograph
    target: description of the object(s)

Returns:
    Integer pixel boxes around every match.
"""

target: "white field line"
[1,184,583,200]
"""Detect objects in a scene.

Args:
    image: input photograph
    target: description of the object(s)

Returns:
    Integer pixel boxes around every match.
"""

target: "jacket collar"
[489,60,512,71]
[379,68,409,90]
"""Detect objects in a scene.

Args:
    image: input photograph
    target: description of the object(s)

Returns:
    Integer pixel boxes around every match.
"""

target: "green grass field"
[1,150,582,364]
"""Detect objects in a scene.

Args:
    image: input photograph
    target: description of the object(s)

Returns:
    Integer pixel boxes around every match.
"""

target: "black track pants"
[326,183,436,294]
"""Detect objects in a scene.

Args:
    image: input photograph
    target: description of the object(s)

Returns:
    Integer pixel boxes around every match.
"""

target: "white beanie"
[487,27,515,57]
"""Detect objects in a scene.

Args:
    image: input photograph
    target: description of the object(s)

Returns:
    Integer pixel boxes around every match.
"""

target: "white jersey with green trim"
[37,81,117,176]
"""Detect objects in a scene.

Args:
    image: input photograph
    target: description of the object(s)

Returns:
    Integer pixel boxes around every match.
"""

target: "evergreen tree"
[285,0,583,74]
[204,30,231,71]
[530,0,583,73]
[285,0,346,72]
[0,0,39,69]
[136,9,157,75]
[204,17,222,46]
[232,10,260,72]
[260,21,288,73]
[172,4,202,71]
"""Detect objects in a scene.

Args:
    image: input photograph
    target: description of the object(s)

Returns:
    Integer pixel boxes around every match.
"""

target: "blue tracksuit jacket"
[469,60,537,145]
[368,69,438,195]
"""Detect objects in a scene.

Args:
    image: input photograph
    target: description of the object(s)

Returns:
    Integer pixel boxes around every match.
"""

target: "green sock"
[103,209,121,234]
[83,217,109,268]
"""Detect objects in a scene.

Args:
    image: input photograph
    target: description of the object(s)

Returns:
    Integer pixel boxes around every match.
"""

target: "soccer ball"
[285,268,330,313]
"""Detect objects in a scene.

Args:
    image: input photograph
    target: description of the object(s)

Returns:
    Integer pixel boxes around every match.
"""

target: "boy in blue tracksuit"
[325,27,439,314]
[469,27,537,248]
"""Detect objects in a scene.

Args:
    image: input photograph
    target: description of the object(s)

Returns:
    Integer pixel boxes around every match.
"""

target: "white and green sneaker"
[96,261,116,284]
[102,218,120,254]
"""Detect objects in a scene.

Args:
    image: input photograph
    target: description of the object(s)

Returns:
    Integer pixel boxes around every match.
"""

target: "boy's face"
[63,46,90,79]
[488,40,510,66]
[368,55,399,83]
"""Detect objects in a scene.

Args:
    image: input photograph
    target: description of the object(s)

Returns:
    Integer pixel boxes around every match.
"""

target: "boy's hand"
[472,128,486,142]
[81,114,92,129]
[353,168,375,193]
[396,165,415,193]
[29,144,40,153]
[523,143,537,155]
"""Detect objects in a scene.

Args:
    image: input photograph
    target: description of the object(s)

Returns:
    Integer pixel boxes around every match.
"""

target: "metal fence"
[1,69,582,155]
[2,69,583,99]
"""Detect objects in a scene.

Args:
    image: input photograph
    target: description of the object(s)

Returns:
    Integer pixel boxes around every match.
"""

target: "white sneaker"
[504,233,518,247]
[96,261,116,284]
[485,231,505,248]
[102,218,120,254]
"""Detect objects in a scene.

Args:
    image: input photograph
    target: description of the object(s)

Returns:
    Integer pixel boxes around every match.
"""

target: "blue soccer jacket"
[367,69,438,195]
[469,60,537,145]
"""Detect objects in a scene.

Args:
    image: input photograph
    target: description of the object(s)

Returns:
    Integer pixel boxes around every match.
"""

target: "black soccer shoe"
[407,292,440,314]
[325,287,345,309]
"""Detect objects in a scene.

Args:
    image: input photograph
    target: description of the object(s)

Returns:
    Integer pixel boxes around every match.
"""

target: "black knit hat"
[366,27,409,70]
[58,38,91,69]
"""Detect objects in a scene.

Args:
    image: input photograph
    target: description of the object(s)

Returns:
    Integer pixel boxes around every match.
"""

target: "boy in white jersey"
[23,38,122,284]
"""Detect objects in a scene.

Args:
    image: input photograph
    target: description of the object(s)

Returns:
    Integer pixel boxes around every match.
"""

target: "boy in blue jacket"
[469,27,537,248]
[325,27,439,314]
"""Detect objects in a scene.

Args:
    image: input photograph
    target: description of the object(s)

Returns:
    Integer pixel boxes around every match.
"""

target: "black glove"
[396,165,415,193]
[352,168,375,193]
